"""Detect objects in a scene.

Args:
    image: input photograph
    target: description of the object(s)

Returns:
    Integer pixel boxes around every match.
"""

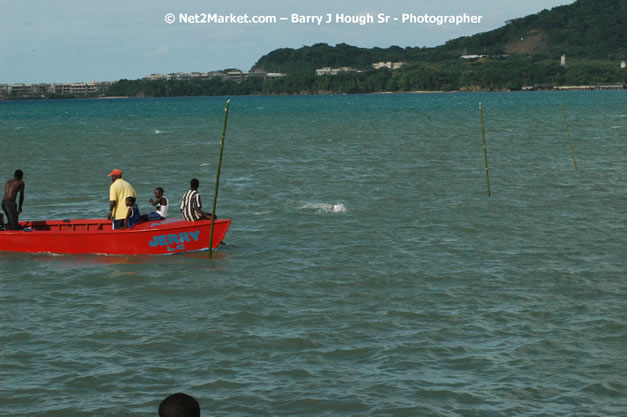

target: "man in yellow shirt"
[107,168,136,230]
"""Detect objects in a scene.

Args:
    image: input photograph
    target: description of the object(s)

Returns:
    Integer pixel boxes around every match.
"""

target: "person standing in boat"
[2,169,25,231]
[140,187,168,221]
[107,168,136,230]
[180,178,215,221]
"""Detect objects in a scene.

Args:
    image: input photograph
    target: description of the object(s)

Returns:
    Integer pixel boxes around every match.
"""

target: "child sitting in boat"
[140,187,168,222]
[121,196,140,229]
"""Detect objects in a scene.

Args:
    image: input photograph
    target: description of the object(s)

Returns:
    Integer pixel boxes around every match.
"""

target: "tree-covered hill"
[252,0,626,74]
[251,43,438,74]
[442,0,626,59]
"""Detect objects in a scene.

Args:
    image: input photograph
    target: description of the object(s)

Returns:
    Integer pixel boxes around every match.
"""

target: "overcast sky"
[0,0,575,83]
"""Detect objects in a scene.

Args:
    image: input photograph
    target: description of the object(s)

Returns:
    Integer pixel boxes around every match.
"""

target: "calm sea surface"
[0,92,625,416]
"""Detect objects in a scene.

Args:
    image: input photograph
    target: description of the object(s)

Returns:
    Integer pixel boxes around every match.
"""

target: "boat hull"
[0,218,231,255]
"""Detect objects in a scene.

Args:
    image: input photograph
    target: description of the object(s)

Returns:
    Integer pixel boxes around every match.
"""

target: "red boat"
[0,218,231,255]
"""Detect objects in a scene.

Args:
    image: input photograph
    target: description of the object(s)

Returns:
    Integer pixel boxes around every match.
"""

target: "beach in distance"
[1,91,625,416]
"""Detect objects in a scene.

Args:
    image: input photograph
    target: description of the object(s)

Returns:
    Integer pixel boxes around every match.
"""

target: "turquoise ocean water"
[0,92,625,416]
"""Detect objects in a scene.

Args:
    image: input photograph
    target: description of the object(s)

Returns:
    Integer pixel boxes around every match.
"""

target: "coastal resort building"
[1,81,111,98]
[372,62,406,70]
[315,66,359,76]
[141,69,285,83]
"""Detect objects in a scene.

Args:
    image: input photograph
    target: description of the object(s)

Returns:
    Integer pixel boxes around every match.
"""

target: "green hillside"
[252,0,626,74]
[442,0,626,58]
[251,43,437,74]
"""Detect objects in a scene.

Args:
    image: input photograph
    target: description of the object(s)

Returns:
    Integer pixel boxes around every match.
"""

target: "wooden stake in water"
[561,102,578,171]
[209,99,231,259]
[479,103,491,196]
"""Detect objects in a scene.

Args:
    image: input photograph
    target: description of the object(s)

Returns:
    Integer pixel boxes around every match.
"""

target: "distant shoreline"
[1,86,625,102]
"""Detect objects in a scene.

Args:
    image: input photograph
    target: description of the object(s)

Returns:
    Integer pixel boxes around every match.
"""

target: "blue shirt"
[127,204,140,228]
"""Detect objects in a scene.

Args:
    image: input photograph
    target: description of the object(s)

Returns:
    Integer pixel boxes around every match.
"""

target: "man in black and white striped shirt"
[180,178,214,221]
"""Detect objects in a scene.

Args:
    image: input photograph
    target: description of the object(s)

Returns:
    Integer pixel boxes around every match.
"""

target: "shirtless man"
[2,169,25,231]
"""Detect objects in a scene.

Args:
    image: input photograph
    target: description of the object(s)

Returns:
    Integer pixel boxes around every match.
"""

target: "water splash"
[330,203,346,213]
[300,202,347,213]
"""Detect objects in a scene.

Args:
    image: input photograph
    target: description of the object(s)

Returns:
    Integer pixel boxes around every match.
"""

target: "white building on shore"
[142,69,285,82]
[315,66,359,75]
[372,61,406,70]
[0,81,111,98]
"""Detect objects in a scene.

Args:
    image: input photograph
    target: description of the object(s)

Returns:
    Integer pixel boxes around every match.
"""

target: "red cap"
[108,169,123,176]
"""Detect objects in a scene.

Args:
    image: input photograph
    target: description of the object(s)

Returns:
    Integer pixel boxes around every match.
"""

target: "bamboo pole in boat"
[209,99,231,258]
[561,102,578,171]
[479,103,491,196]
